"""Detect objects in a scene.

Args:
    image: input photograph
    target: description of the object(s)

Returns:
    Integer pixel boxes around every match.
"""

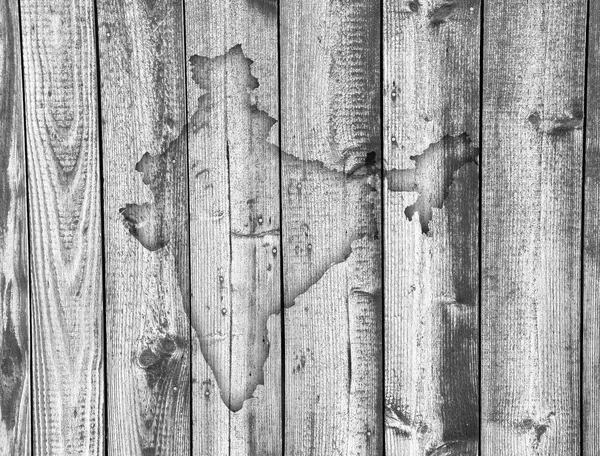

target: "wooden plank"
[19,0,104,453]
[95,1,191,454]
[280,0,383,453]
[182,1,281,454]
[0,0,30,453]
[481,1,586,454]
[382,1,481,454]
[584,1,600,453]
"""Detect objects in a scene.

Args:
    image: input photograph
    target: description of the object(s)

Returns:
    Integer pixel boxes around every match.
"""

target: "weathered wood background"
[0,0,595,454]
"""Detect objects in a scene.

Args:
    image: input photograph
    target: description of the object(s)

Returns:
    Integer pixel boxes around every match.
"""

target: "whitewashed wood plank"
[182,0,281,453]
[583,0,600,453]
[383,1,481,454]
[20,0,104,452]
[482,1,586,454]
[96,0,191,453]
[280,0,384,453]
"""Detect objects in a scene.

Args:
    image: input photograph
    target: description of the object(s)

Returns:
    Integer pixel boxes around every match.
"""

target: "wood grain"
[183,1,281,453]
[95,0,191,454]
[7,1,599,453]
[584,1,600,453]
[280,0,384,453]
[481,0,586,454]
[383,1,481,454]
[0,0,29,453]
[19,0,104,453]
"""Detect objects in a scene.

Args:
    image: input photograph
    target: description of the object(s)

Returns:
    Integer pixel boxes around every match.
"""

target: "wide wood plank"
[280,0,383,453]
[383,1,481,455]
[481,1,586,454]
[19,0,104,453]
[584,1,600,453]
[182,1,281,453]
[95,0,191,453]
[0,0,29,453]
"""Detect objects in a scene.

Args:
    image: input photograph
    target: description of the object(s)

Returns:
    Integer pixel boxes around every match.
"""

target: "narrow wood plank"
[19,0,104,453]
[95,1,191,454]
[584,1,600,453]
[382,2,481,454]
[183,1,281,454]
[0,0,29,453]
[482,1,586,454]
[280,0,383,453]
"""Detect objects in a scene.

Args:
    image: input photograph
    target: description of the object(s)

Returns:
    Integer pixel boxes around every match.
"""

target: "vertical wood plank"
[0,0,29,453]
[584,1,600,453]
[382,1,481,454]
[182,0,281,454]
[95,0,191,454]
[280,0,383,453]
[482,1,586,454]
[19,0,104,453]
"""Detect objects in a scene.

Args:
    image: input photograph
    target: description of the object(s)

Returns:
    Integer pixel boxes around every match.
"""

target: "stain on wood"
[19,0,105,453]
[429,2,457,27]
[481,0,586,454]
[184,44,278,411]
[0,0,29,454]
[95,0,191,454]
[282,154,380,309]
[248,0,277,15]
[387,133,479,234]
[280,0,384,452]
[383,0,481,454]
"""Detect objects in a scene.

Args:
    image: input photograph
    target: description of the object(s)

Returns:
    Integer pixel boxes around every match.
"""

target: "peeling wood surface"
[2,0,600,454]
[183,0,281,454]
[280,0,384,453]
[0,0,29,454]
[19,0,104,453]
[96,0,191,454]
[584,0,600,453]
[482,0,586,454]
[383,1,481,455]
